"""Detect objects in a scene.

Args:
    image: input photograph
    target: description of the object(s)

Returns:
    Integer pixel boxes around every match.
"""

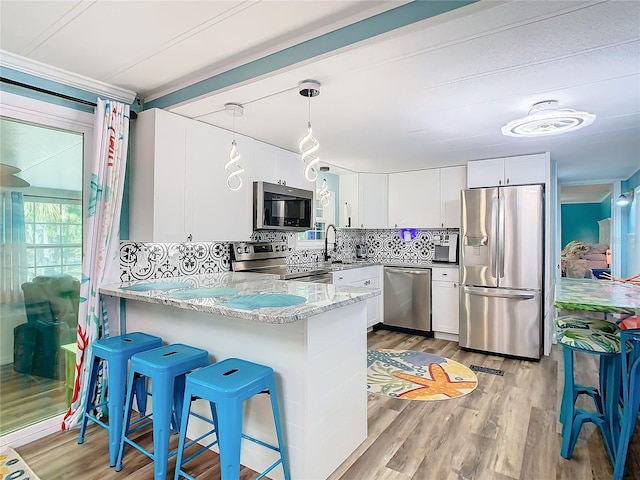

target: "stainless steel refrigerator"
[459,185,544,359]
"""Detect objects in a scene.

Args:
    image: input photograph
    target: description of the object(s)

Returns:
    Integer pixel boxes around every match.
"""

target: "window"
[24,198,82,280]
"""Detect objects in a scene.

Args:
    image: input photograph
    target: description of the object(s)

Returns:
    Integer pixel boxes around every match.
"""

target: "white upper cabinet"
[186,121,254,242]
[130,108,189,242]
[252,141,313,191]
[467,154,547,188]
[130,108,254,242]
[277,148,314,190]
[251,141,279,185]
[387,166,466,228]
[339,173,359,228]
[338,173,388,228]
[503,153,547,186]
[358,174,388,228]
[388,169,439,228]
[439,166,466,228]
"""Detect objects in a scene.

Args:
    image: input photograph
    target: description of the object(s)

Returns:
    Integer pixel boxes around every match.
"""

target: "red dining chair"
[619,315,640,330]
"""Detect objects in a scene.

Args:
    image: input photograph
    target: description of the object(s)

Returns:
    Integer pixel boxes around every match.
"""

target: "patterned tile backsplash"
[120,227,458,281]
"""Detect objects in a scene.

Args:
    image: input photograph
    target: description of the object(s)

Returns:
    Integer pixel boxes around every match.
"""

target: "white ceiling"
[1,0,639,187]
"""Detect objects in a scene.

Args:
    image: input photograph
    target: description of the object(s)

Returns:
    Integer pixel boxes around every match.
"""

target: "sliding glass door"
[0,114,84,436]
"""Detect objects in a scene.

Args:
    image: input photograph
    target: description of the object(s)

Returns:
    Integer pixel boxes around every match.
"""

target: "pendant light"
[298,80,321,182]
[318,178,330,206]
[224,103,245,191]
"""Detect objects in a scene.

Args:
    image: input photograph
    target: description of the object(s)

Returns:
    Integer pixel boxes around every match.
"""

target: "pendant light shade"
[224,103,245,191]
[298,80,321,182]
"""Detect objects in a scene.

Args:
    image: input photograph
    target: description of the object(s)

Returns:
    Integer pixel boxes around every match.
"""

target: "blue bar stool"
[555,316,620,426]
[78,332,162,467]
[116,343,209,480]
[557,326,622,462]
[173,358,291,480]
[614,328,640,480]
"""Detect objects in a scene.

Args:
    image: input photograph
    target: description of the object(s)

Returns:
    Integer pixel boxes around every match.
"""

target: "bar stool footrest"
[255,459,283,480]
[241,433,281,453]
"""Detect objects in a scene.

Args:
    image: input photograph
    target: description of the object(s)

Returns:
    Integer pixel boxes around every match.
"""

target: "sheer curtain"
[0,191,27,304]
[63,98,130,429]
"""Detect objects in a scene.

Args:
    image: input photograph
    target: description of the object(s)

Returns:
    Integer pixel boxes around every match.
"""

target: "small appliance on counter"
[433,234,458,263]
[355,244,368,259]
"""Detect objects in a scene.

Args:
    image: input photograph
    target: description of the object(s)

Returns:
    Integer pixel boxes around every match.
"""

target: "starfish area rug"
[367,349,478,400]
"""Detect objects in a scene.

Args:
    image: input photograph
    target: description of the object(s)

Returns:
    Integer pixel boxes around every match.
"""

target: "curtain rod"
[0,77,137,119]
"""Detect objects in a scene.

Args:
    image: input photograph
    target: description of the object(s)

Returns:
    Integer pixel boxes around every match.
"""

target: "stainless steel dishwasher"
[383,267,432,334]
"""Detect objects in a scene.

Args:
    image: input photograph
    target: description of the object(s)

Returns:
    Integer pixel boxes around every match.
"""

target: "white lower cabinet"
[431,267,459,335]
[333,265,382,328]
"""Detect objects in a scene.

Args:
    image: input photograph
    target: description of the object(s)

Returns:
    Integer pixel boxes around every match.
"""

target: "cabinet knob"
[365,280,371,286]
[442,273,447,276]
[506,178,510,184]
[498,179,502,185]
[187,234,193,242]
[338,276,344,281]
[361,224,363,228]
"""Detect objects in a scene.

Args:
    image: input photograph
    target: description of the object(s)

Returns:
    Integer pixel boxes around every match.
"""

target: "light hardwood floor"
[15,330,640,479]
[0,364,67,435]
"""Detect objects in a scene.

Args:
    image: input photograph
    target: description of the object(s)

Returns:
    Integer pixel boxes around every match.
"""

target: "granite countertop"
[100,272,380,324]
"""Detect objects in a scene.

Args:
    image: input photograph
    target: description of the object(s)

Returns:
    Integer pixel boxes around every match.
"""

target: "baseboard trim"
[0,413,65,449]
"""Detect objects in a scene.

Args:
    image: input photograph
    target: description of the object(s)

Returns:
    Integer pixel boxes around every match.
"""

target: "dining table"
[554,276,640,477]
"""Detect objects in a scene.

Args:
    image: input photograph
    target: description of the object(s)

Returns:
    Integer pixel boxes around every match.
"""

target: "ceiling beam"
[145,0,479,110]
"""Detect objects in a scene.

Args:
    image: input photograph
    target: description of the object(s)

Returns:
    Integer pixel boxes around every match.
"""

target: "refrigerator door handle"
[490,196,499,278]
[463,286,535,300]
[498,195,505,278]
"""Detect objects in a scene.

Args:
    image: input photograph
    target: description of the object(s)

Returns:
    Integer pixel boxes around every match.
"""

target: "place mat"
[0,447,41,480]
[167,287,239,299]
[367,349,478,401]
[122,281,190,291]
[220,293,307,310]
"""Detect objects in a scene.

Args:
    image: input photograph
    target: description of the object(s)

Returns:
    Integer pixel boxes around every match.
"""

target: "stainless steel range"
[231,242,333,283]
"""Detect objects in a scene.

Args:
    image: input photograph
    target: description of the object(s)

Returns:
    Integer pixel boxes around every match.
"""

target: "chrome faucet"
[324,223,338,262]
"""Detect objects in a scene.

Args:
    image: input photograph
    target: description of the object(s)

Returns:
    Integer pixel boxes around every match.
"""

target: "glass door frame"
[0,90,94,448]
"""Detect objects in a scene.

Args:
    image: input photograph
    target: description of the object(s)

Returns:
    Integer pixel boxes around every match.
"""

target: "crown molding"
[0,50,137,104]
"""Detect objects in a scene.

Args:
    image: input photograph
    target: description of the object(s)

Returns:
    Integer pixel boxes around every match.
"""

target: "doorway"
[559,184,612,279]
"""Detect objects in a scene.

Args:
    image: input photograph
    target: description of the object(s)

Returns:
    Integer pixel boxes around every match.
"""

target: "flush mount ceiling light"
[501,100,596,137]
[224,103,245,191]
[298,80,321,182]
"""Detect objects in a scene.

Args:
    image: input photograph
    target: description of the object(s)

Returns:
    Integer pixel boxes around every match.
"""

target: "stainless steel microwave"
[253,181,315,231]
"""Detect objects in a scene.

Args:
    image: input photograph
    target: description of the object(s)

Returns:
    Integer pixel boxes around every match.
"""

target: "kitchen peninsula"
[99,272,379,480]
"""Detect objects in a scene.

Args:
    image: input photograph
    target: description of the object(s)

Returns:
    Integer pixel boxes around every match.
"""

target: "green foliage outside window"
[24,199,82,280]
